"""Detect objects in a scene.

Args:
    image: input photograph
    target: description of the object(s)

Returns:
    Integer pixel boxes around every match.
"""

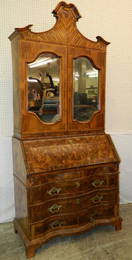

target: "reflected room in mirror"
[73,57,99,121]
[27,53,60,123]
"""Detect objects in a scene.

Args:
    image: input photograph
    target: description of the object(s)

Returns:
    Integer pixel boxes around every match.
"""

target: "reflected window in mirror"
[27,53,61,123]
[73,57,99,122]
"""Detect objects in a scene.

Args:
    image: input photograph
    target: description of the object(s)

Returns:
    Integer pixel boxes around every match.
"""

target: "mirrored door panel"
[68,47,105,132]
[22,43,67,135]
[73,57,99,122]
[27,53,60,123]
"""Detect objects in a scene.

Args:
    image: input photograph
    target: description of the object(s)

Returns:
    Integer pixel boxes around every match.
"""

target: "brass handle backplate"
[91,195,103,203]
[75,181,80,188]
[92,179,104,188]
[47,187,61,196]
[89,212,98,223]
[48,204,62,214]
[49,220,66,229]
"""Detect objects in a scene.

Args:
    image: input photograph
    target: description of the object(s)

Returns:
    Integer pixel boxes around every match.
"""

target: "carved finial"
[15,24,33,32]
[52,1,81,21]
[96,36,110,46]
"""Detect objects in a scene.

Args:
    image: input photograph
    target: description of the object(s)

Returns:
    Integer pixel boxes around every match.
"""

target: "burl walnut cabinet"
[9,2,122,258]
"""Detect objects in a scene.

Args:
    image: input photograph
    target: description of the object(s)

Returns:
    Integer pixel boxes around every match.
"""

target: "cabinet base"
[14,217,122,258]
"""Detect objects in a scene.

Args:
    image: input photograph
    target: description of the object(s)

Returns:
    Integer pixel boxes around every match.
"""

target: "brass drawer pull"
[89,212,98,223]
[49,220,66,229]
[48,204,62,214]
[92,179,104,188]
[47,187,61,196]
[49,220,65,229]
[75,181,80,188]
[89,216,95,223]
[91,195,103,203]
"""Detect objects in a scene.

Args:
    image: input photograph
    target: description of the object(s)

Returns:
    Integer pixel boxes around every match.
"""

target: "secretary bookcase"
[9,2,122,258]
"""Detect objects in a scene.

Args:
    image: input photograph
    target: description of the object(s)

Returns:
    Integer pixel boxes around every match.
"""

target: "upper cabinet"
[9,1,109,138]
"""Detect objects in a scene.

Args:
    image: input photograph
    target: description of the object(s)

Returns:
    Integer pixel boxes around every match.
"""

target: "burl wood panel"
[31,205,115,239]
[22,134,119,174]
[29,190,118,223]
[29,164,118,186]
[29,173,118,205]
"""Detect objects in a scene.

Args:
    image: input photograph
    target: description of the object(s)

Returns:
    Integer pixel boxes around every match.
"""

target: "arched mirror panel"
[27,53,60,123]
[73,57,99,122]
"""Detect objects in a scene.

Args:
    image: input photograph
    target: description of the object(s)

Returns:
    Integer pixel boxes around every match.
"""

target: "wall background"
[0,0,132,222]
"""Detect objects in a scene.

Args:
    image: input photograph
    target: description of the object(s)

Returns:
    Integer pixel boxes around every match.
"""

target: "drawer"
[31,214,78,239]
[29,173,118,205]
[29,190,117,223]
[29,163,119,186]
[79,205,115,224]
[31,205,115,239]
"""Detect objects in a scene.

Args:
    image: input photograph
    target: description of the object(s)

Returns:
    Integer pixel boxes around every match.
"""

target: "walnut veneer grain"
[10,2,122,258]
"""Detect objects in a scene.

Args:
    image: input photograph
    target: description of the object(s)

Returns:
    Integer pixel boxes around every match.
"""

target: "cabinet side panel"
[14,176,30,238]
[12,138,27,184]
[11,37,21,136]
[107,135,120,162]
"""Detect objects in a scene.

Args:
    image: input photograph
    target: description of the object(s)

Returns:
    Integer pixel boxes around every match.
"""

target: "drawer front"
[30,190,117,223]
[29,173,118,205]
[29,163,119,186]
[31,214,77,239]
[79,205,115,224]
[31,205,115,239]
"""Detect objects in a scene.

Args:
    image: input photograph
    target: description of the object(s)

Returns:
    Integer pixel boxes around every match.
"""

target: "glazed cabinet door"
[67,47,106,133]
[20,41,67,137]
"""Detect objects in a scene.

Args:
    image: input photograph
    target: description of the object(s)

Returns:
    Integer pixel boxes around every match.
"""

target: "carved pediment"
[9,2,109,50]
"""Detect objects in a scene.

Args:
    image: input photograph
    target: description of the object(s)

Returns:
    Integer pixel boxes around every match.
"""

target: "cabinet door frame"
[67,47,106,133]
[20,41,67,137]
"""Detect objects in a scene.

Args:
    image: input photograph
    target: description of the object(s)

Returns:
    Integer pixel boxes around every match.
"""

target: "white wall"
[0,0,132,222]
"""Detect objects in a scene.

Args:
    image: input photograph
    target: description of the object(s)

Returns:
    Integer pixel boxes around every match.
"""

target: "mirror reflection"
[73,57,99,121]
[27,53,60,123]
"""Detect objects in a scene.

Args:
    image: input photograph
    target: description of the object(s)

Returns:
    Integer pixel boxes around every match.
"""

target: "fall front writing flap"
[22,134,120,174]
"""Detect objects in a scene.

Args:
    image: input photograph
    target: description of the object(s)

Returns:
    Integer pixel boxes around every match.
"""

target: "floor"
[0,204,132,260]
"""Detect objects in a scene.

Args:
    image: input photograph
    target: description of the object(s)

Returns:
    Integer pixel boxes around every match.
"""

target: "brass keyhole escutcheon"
[76,198,81,205]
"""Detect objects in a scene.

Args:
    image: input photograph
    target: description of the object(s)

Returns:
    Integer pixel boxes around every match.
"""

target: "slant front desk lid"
[22,134,119,174]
